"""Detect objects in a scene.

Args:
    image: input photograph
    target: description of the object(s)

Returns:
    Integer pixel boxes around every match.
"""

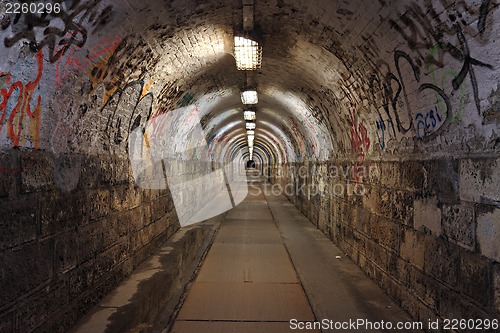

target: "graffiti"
[428,45,469,123]
[348,110,370,183]
[417,83,452,139]
[349,110,370,158]
[141,79,154,99]
[451,23,493,115]
[55,35,122,89]
[415,106,443,138]
[368,46,452,139]
[0,49,43,148]
[368,72,399,137]
[478,0,492,35]
[71,80,153,152]
[2,0,114,63]
[155,81,184,118]
[177,92,196,107]
[288,116,316,156]
[102,35,158,101]
[104,81,153,149]
[375,115,394,150]
[389,0,494,116]
[392,50,452,139]
[183,106,199,125]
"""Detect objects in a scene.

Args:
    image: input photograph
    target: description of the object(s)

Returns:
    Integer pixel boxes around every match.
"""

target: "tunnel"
[0,0,499,332]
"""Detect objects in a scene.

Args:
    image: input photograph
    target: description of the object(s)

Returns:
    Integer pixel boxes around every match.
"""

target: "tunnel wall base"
[0,149,180,333]
[272,158,500,324]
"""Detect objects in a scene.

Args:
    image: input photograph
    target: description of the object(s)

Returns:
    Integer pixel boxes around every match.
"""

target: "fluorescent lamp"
[247,130,254,135]
[244,110,256,121]
[234,36,262,70]
[247,134,254,143]
[241,90,258,105]
[246,122,255,130]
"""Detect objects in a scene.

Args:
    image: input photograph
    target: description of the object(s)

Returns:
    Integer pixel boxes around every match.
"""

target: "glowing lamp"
[244,110,256,121]
[241,90,258,105]
[234,36,262,70]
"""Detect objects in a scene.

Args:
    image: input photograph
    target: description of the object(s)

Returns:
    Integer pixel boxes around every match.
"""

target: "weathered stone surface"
[476,206,500,262]
[0,196,39,250]
[414,196,441,236]
[460,250,492,307]
[55,232,78,273]
[400,160,428,193]
[460,158,500,204]
[0,0,498,330]
[400,228,427,271]
[20,152,55,193]
[424,238,460,287]
[0,311,14,333]
[494,264,500,314]
[428,158,460,204]
[40,190,83,235]
[0,150,20,198]
[392,190,414,225]
[441,203,475,250]
[369,215,401,251]
[16,278,70,333]
[0,240,53,307]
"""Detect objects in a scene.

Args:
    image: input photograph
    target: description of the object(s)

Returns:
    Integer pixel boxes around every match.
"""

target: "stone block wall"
[0,149,180,333]
[272,157,500,326]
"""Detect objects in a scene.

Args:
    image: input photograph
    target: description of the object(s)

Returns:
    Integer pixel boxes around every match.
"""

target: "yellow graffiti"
[141,79,154,99]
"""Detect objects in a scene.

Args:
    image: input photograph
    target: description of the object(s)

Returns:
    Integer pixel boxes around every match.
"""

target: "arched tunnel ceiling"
[0,0,498,162]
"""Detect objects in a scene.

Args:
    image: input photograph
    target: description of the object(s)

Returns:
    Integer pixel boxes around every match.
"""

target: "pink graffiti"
[183,106,199,125]
[0,50,44,148]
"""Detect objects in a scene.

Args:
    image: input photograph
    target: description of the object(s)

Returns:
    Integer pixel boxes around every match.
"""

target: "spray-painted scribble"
[55,35,122,89]
[0,49,43,148]
[2,0,114,62]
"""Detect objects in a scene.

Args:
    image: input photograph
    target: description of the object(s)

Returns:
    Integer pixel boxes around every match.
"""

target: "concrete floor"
[71,171,423,333]
[171,172,422,333]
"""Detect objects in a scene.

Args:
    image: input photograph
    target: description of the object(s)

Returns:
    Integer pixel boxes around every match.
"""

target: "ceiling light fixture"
[246,122,255,130]
[241,90,258,105]
[247,130,254,135]
[243,110,256,121]
[234,36,262,70]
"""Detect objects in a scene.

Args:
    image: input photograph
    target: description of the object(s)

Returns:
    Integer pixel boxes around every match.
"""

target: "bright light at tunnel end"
[246,122,256,130]
[244,163,382,199]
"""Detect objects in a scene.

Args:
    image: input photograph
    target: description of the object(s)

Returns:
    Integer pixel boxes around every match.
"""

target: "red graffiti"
[0,50,44,148]
[55,35,122,88]
[349,110,370,183]
[349,110,370,158]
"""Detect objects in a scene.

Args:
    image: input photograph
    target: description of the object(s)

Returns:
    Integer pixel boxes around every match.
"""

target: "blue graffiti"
[375,116,394,150]
[415,106,443,138]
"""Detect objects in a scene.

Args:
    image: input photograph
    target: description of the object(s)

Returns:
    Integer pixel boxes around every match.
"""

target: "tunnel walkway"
[170,172,422,333]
